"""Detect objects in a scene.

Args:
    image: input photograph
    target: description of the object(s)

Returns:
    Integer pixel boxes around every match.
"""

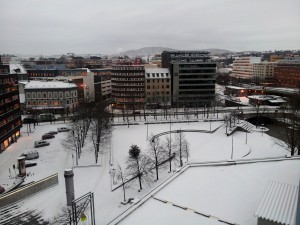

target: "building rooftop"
[145,68,170,79]
[255,180,298,225]
[9,64,27,74]
[24,81,77,89]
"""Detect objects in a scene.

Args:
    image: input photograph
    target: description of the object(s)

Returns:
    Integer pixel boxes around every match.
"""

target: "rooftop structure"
[255,180,299,225]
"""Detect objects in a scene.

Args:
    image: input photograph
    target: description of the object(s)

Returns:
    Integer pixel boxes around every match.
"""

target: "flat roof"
[24,81,77,89]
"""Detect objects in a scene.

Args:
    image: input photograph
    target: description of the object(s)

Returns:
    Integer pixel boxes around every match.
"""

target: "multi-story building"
[274,56,300,88]
[145,68,171,105]
[231,57,261,83]
[111,65,145,109]
[0,65,22,151]
[252,62,276,85]
[269,54,284,62]
[24,81,78,114]
[162,51,216,106]
[90,69,112,102]
[26,67,95,103]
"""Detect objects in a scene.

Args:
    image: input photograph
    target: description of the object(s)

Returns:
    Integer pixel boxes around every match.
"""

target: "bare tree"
[126,145,152,190]
[115,164,129,202]
[148,136,165,180]
[50,207,72,225]
[163,136,176,172]
[89,102,111,164]
[62,124,81,165]
[175,130,190,167]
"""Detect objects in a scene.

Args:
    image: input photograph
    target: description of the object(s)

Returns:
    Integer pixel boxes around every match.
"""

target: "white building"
[252,62,276,84]
[232,57,261,81]
[24,81,78,114]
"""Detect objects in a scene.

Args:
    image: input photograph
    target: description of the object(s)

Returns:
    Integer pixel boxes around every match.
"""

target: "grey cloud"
[0,0,299,55]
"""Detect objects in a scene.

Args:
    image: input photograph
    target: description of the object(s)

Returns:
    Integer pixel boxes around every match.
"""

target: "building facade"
[111,65,145,109]
[231,57,261,82]
[24,81,78,114]
[274,63,300,88]
[0,65,22,151]
[252,62,276,85]
[162,51,216,106]
[145,68,171,105]
[90,69,112,102]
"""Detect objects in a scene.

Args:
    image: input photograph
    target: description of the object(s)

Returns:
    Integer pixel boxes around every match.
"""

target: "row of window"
[111,77,144,81]
[0,77,16,84]
[26,90,77,99]
[146,73,169,78]
[111,72,144,76]
[26,99,77,107]
[146,91,170,96]
[147,85,170,89]
[146,79,170,83]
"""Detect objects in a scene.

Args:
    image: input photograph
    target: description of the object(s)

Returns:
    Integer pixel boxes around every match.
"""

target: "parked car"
[21,152,39,160]
[57,127,70,132]
[25,162,37,167]
[47,131,58,135]
[42,134,55,140]
[34,140,50,148]
[0,185,5,194]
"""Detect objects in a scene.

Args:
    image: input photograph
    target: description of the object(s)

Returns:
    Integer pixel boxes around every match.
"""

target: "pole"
[231,135,234,159]
[246,132,247,144]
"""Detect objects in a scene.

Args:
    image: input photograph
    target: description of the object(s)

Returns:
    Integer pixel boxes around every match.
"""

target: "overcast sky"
[0,0,299,55]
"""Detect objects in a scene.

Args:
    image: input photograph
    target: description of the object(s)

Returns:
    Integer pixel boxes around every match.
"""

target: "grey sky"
[0,0,299,55]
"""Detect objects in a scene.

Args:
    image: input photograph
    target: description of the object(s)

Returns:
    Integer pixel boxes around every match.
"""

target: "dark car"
[47,131,58,135]
[42,134,55,140]
[23,117,37,124]
[25,162,37,167]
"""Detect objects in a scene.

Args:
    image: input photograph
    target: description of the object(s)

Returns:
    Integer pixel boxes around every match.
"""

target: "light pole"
[231,134,234,160]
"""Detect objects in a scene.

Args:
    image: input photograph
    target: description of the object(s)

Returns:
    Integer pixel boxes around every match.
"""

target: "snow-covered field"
[0,117,296,225]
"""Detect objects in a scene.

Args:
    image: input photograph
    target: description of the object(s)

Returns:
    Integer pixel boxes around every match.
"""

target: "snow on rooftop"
[9,64,27,74]
[255,180,298,225]
[118,160,300,225]
[145,68,170,79]
[24,81,77,89]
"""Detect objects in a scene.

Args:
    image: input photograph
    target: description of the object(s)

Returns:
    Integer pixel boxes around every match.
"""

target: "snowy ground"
[0,115,294,225]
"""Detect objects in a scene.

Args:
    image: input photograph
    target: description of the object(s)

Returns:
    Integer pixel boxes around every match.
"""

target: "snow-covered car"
[0,185,5,194]
[57,127,70,132]
[34,140,50,148]
[47,131,58,135]
[21,152,39,160]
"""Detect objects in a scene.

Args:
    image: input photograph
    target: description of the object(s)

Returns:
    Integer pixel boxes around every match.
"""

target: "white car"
[57,127,70,132]
[34,140,50,148]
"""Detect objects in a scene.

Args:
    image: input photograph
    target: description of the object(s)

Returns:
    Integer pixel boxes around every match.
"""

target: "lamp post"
[231,134,234,160]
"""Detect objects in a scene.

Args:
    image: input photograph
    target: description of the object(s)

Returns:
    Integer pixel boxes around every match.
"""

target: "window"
[32,93,36,99]
[74,91,77,97]
[43,92,47,98]
[59,92,63,99]
[49,101,52,106]
[53,92,58,98]
[38,100,42,106]
[37,92,41,99]
[43,101,47,106]
[27,101,31,105]
[26,93,31,99]
[48,92,52,98]
[65,91,69,98]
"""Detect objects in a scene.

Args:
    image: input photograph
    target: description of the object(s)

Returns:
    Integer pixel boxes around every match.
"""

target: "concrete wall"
[0,173,58,208]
